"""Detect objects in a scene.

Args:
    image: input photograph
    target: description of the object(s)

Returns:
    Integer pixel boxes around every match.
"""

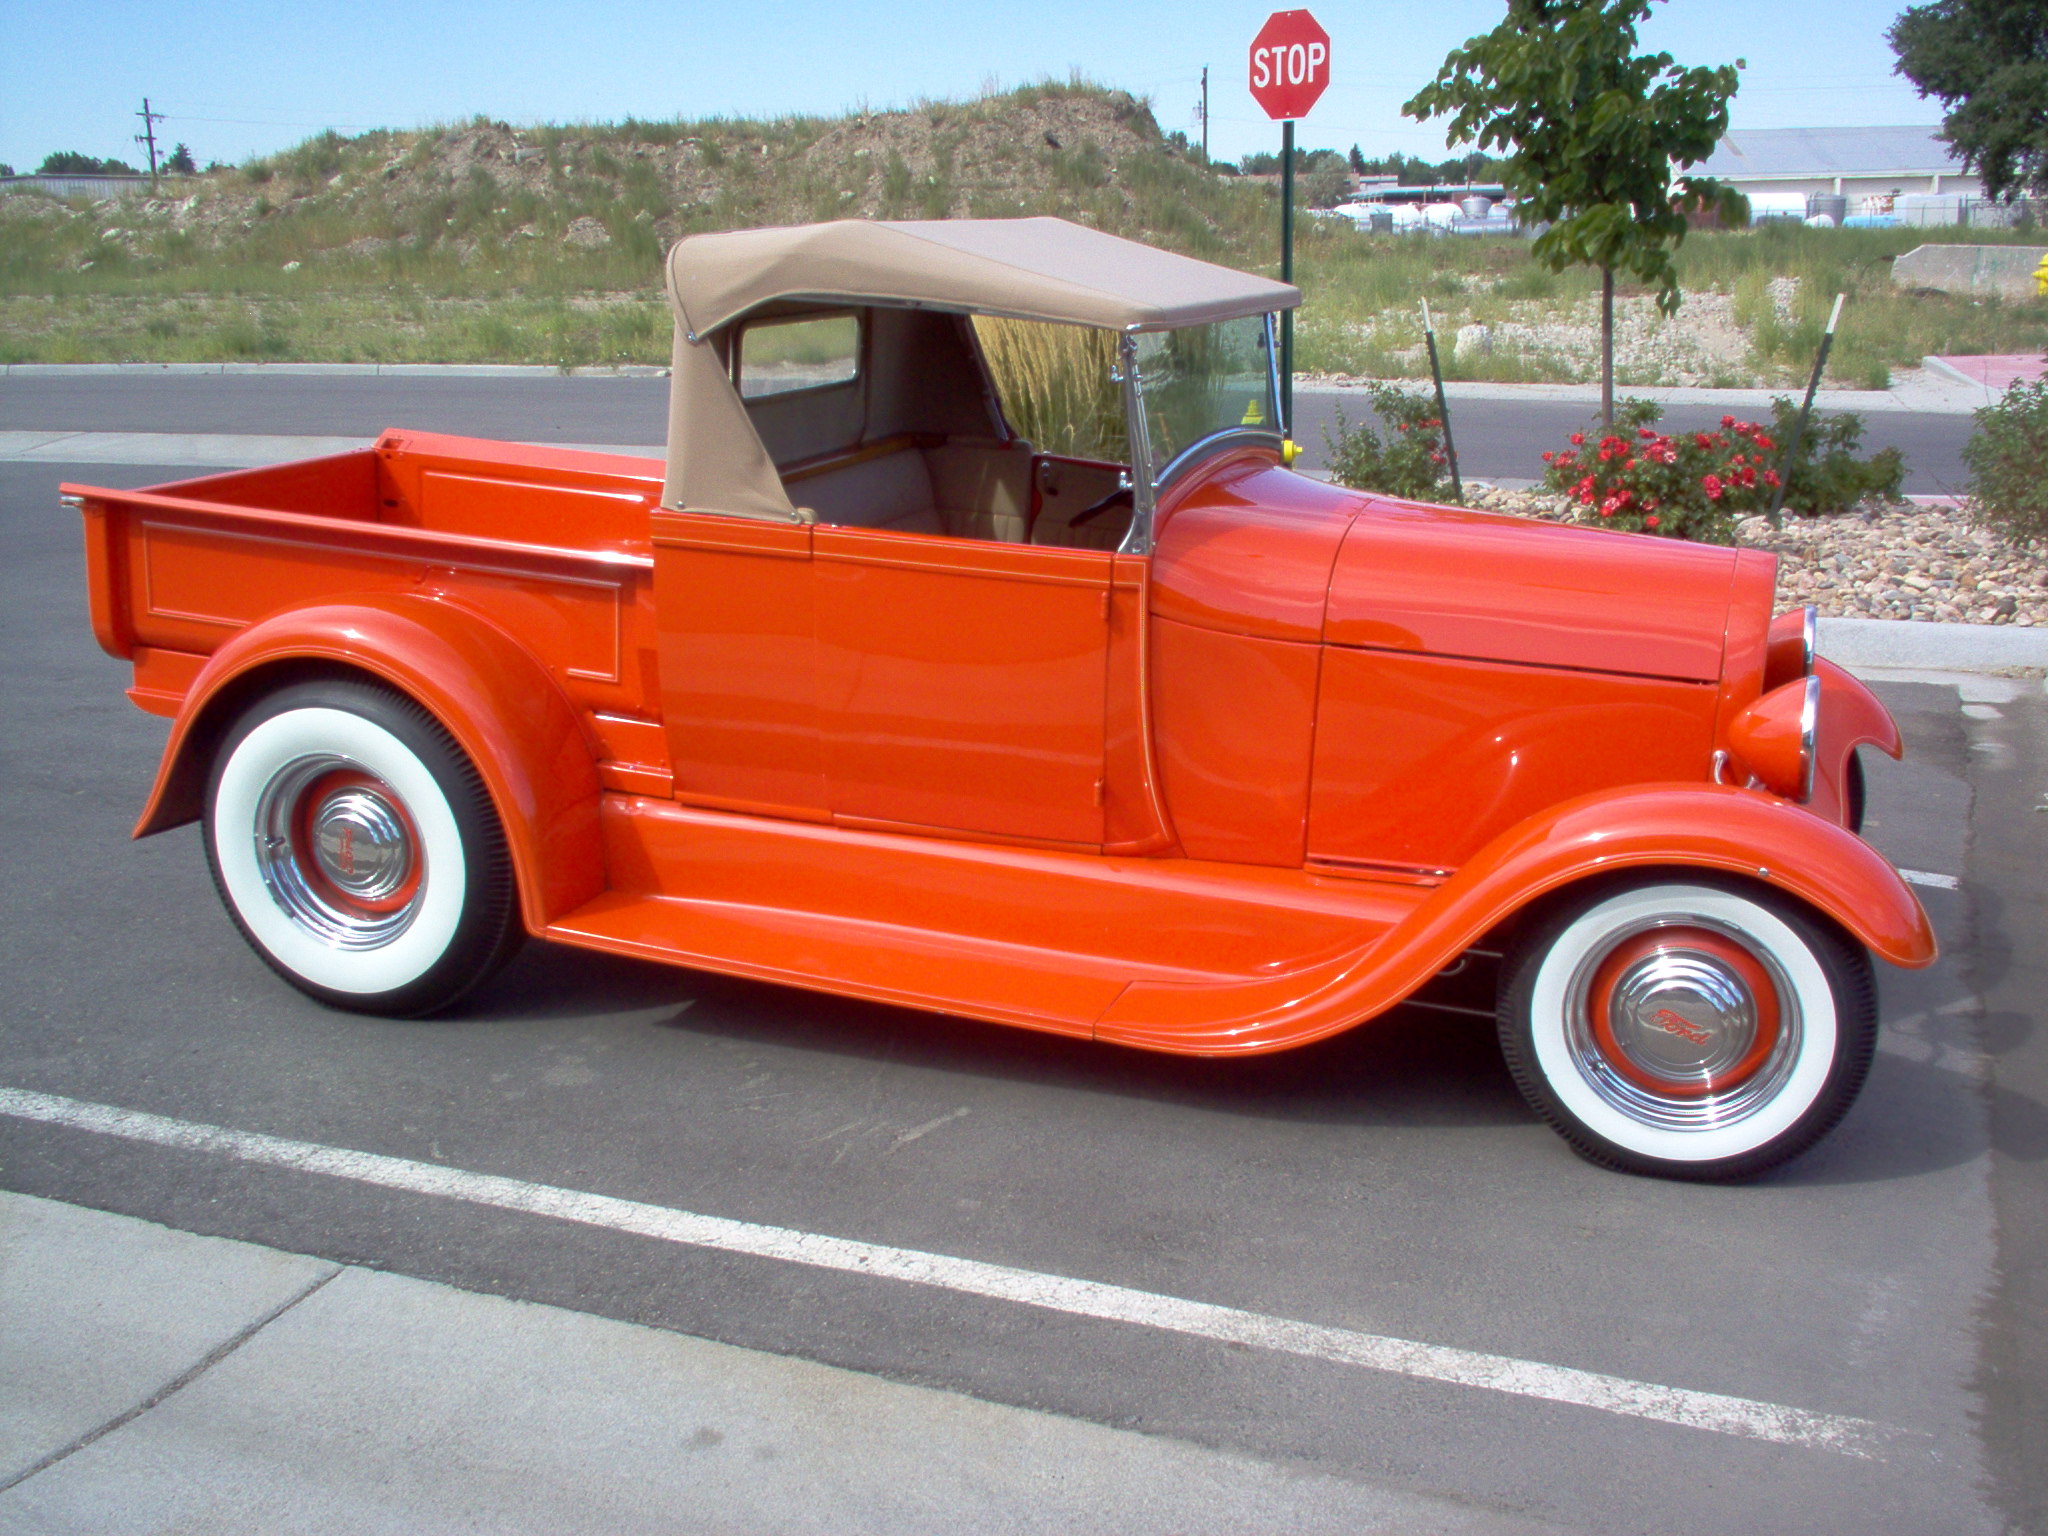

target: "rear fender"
[1096,783,1935,1055]
[134,594,604,930]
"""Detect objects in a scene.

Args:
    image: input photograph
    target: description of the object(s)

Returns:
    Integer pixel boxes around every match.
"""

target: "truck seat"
[791,449,944,535]
[788,440,1030,543]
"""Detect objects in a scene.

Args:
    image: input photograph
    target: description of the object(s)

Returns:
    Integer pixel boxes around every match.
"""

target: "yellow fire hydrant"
[2035,252,2048,297]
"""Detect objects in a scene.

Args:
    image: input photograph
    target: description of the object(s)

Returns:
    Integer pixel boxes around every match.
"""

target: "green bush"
[1766,397,1904,515]
[1963,377,2048,544]
[1321,382,1458,502]
[1543,400,1769,541]
[1542,397,1903,542]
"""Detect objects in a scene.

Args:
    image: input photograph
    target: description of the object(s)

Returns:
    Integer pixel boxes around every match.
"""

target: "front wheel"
[203,679,523,1017]
[1497,879,1876,1180]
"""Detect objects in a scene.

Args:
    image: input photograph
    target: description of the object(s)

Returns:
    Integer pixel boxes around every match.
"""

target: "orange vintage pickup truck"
[69,217,1931,1179]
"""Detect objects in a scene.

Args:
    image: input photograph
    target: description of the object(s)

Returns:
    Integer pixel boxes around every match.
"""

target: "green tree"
[37,151,139,175]
[1303,157,1354,207]
[1405,0,1747,424]
[1890,0,2048,200]
[165,142,198,175]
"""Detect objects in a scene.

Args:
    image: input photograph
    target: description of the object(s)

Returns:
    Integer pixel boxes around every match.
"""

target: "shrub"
[1765,397,1904,515]
[1543,398,1904,541]
[973,317,1124,462]
[1321,382,1458,502]
[1543,400,1778,541]
[1963,376,2048,544]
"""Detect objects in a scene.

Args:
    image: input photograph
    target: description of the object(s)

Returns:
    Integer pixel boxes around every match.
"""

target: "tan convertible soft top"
[665,218,1300,338]
[661,218,1298,519]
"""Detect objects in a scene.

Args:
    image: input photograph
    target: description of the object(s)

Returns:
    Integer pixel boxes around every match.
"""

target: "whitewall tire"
[203,678,522,1016]
[1497,879,1876,1180]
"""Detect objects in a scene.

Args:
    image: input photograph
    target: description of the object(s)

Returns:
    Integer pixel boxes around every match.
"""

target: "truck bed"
[68,429,676,796]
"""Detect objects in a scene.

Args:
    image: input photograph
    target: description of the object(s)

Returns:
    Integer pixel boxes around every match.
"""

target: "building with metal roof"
[1696,126,1975,201]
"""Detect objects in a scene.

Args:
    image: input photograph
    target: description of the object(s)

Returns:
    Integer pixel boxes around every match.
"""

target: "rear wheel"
[1497,879,1876,1180]
[203,679,522,1016]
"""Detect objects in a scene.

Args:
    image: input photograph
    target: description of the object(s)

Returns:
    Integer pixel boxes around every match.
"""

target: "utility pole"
[1200,66,1209,165]
[134,98,165,186]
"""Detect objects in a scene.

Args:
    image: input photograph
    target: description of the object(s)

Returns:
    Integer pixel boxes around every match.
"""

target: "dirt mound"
[14,84,1237,279]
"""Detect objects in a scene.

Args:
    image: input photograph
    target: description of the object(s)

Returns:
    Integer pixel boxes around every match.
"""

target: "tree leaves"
[1892,0,2048,201]
[1403,0,1745,315]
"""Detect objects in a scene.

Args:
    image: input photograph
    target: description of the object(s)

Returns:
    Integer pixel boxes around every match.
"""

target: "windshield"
[1131,315,1279,479]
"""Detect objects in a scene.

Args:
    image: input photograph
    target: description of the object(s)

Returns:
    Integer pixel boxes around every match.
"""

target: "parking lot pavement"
[0,458,2040,1533]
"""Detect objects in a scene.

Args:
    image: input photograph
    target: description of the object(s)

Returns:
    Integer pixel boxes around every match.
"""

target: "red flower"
[1721,414,1736,428]
[1570,432,1585,445]
[1693,432,1713,449]
[1763,469,1781,488]
[1701,474,1724,500]
[1541,450,1554,462]
[1644,513,1661,529]
[1754,434,1776,451]
[1598,498,1618,517]
[1638,428,1657,439]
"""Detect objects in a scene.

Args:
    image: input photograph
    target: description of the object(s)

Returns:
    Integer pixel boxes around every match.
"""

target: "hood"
[1325,494,1770,683]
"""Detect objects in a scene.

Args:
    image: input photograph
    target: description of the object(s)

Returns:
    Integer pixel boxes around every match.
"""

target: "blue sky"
[0,0,1939,175]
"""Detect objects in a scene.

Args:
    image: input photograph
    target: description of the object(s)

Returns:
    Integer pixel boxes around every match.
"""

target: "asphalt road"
[1,449,2042,1533]
[0,372,1980,493]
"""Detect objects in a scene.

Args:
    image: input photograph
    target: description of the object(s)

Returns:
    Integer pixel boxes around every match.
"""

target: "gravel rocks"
[1466,486,2048,627]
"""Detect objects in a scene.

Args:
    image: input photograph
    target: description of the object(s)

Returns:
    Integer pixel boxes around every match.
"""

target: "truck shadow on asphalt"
[447,931,2037,1188]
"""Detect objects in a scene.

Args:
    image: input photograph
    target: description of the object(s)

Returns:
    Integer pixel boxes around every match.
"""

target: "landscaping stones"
[1467,485,2048,627]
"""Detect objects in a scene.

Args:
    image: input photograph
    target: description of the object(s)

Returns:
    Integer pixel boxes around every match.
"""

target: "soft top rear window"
[735,313,861,400]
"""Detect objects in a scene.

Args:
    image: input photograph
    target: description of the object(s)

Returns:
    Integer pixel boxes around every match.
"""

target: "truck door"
[811,527,1111,848]
[650,510,826,822]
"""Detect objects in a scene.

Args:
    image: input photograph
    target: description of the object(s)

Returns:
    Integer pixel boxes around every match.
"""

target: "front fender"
[1808,657,1902,827]
[134,593,604,930]
[1096,783,1935,1055]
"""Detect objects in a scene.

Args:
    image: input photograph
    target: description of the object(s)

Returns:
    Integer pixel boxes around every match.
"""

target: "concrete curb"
[1297,371,1989,416]
[0,363,669,379]
[1819,615,2048,673]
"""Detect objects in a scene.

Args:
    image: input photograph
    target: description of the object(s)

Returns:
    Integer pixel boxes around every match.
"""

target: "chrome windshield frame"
[1118,332,1158,556]
[1117,314,1283,558]
[1265,312,1287,438]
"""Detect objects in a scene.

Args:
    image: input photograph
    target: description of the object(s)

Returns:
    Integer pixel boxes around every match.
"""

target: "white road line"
[1899,868,1961,891]
[0,1084,1896,1459]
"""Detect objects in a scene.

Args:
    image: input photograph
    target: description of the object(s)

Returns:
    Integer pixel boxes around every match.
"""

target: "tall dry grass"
[973,317,1125,460]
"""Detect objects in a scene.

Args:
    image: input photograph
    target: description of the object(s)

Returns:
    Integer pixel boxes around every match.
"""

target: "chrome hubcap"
[1602,951,1759,1089]
[310,787,414,902]
[1565,920,1801,1131]
[251,754,423,950]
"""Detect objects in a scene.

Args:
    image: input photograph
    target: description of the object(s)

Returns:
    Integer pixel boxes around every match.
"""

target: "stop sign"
[1249,10,1330,121]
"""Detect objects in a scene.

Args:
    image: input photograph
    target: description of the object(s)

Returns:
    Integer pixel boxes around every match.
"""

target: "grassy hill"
[0,82,1284,368]
[4,80,2047,386]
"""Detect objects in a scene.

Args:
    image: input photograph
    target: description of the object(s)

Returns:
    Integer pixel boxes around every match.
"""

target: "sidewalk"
[0,1192,1557,1536]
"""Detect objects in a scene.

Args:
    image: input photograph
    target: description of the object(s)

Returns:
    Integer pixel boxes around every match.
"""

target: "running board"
[544,795,1423,1037]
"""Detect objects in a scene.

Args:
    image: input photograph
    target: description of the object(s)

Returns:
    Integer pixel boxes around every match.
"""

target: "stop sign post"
[1249,9,1329,434]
